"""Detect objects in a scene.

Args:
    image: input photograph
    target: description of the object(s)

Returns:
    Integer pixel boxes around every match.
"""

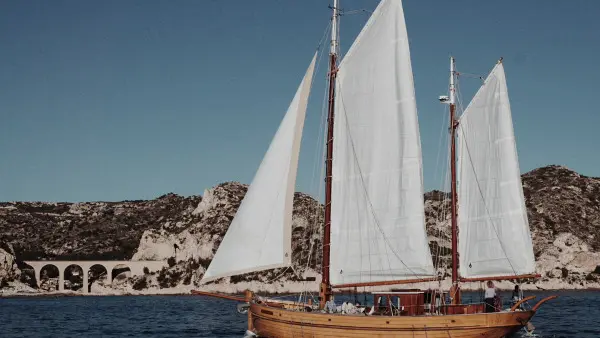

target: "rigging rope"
[340,9,373,16]
[298,21,332,306]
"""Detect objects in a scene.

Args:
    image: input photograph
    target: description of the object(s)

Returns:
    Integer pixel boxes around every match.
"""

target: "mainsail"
[457,62,536,279]
[330,0,435,286]
[201,53,317,283]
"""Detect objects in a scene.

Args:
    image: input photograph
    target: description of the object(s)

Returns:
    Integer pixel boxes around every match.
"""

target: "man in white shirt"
[484,281,497,313]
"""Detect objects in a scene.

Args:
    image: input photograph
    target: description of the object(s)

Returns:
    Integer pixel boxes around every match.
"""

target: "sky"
[1,0,598,202]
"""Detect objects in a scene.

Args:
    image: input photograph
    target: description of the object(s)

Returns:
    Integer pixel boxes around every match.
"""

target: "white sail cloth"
[457,62,536,279]
[201,53,317,283]
[330,0,435,286]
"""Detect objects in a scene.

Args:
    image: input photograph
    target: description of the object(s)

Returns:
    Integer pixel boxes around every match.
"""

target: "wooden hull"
[249,302,534,338]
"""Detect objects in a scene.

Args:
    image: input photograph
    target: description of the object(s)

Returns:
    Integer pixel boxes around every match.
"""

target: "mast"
[449,56,461,305]
[320,0,339,308]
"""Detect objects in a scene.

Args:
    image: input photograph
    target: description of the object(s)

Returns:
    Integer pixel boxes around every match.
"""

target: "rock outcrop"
[523,165,600,287]
[0,193,200,260]
[424,165,600,288]
[0,242,21,287]
[130,182,323,291]
[0,165,598,292]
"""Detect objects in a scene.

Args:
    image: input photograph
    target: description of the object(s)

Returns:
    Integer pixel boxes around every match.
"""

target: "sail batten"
[200,53,317,283]
[457,63,536,280]
[329,0,435,286]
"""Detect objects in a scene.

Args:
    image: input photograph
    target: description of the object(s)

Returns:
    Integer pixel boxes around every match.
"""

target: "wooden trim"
[460,273,541,282]
[190,290,246,302]
[191,290,314,311]
[510,295,536,311]
[449,57,461,306]
[532,295,558,312]
[449,100,458,287]
[331,277,438,289]
[249,302,537,336]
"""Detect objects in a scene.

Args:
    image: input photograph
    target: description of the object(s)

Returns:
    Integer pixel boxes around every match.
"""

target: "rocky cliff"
[0,165,599,293]
[424,165,600,288]
[129,182,323,293]
[0,193,200,260]
[0,242,20,287]
[523,165,600,287]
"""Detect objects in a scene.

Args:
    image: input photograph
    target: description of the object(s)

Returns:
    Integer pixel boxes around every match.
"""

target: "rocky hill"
[0,193,200,260]
[0,165,599,293]
[424,165,600,288]
[523,165,600,286]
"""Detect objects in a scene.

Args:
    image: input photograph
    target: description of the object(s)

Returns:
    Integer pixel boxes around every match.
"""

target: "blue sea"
[0,291,597,337]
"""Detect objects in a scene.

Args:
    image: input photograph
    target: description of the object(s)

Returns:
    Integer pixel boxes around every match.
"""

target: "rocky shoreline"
[1,165,599,296]
[2,278,599,299]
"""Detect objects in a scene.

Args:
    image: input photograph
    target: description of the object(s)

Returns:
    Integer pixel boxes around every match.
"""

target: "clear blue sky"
[1,0,598,202]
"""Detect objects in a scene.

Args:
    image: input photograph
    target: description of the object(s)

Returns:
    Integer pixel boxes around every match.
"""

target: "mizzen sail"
[201,53,317,283]
[457,62,536,279]
[330,0,435,286]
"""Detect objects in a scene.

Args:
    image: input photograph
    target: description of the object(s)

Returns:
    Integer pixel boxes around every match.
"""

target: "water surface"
[0,291,597,337]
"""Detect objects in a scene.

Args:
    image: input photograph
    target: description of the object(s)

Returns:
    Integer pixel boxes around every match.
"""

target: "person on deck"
[484,281,497,313]
[342,301,359,315]
[323,297,337,313]
[434,293,442,315]
[511,285,524,308]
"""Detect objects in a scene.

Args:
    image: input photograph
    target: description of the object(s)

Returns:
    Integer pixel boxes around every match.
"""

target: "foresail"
[457,63,536,279]
[201,53,317,283]
[330,0,435,286]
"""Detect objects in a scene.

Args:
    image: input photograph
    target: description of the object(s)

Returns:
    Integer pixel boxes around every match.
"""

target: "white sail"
[330,0,435,286]
[457,62,536,279]
[201,53,317,283]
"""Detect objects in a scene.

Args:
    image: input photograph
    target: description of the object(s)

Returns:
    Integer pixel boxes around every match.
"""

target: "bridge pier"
[82,266,89,294]
[58,269,64,291]
[34,269,41,288]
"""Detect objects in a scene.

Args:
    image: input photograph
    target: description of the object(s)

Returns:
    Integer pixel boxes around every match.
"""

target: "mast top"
[449,56,456,105]
[497,57,504,64]
[330,0,340,55]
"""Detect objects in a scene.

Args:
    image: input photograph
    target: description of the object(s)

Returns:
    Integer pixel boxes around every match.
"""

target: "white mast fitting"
[331,0,339,55]
[450,56,456,105]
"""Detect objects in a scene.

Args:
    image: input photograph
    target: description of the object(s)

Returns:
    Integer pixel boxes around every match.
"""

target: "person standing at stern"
[484,281,497,313]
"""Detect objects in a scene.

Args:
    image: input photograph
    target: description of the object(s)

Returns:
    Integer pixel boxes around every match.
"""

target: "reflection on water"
[0,290,597,337]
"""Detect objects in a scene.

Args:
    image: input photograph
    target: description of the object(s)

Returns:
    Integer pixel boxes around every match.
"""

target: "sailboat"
[192,0,556,336]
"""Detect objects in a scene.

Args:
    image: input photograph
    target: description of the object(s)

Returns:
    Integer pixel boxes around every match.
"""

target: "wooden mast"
[320,0,339,309]
[449,56,461,305]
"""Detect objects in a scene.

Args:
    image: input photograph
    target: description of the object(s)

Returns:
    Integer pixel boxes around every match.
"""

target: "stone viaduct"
[24,260,166,294]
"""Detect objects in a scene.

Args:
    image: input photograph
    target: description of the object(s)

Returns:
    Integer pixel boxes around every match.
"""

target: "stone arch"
[18,262,37,288]
[88,264,109,292]
[39,264,60,291]
[111,264,131,285]
[64,264,83,291]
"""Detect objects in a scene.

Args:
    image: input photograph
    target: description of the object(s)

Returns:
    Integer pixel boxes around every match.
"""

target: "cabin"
[371,289,486,316]
[372,290,427,316]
